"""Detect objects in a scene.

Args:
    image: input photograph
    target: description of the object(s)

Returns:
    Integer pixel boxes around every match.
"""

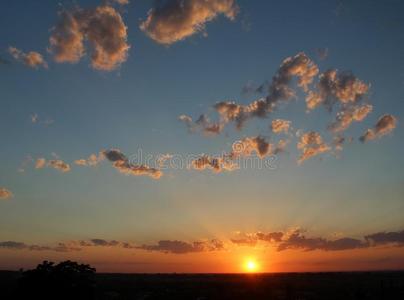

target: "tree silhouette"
[15,260,96,300]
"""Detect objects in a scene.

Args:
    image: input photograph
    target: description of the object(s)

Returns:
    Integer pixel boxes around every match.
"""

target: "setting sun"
[244,259,258,273]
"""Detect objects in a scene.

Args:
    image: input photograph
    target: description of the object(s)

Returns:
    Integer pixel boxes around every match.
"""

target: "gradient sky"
[0,0,403,273]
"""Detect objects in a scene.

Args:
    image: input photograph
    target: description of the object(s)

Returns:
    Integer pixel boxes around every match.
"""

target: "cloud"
[196,53,319,132]
[213,99,268,130]
[277,230,366,251]
[231,231,283,246]
[0,188,13,200]
[35,157,71,173]
[31,113,38,123]
[190,135,289,173]
[0,241,26,249]
[232,136,272,158]
[47,160,71,173]
[0,241,80,252]
[74,152,105,166]
[137,239,224,254]
[297,131,330,164]
[306,69,369,111]
[179,114,223,136]
[35,158,47,169]
[241,80,262,97]
[88,239,120,246]
[271,119,291,134]
[233,229,404,252]
[140,0,239,45]
[360,114,397,142]
[365,230,404,246]
[332,135,346,153]
[8,47,47,69]
[268,52,319,98]
[103,149,163,179]
[49,4,129,71]
[191,154,238,173]
[30,113,54,126]
[328,104,373,133]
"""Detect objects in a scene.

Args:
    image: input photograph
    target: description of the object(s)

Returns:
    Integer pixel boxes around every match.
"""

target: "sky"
[0,0,403,273]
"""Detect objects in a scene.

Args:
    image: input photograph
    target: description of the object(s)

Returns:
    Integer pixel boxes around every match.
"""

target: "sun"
[244,259,258,273]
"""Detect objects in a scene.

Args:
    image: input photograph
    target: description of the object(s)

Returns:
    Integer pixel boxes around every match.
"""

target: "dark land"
[1,270,404,299]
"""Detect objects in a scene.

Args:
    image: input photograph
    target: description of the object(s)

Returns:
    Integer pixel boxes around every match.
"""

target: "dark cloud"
[365,230,404,246]
[232,229,404,252]
[103,149,163,179]
[91,239,119,246]
[137,239,224,254]
[277,231,366,251]
[0,241,26,249]
[140,0,239,45]
[360,114,397,142]
[49,4,129,71]
[0,241,80,252]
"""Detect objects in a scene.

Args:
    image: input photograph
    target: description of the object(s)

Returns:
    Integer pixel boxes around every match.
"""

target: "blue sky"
[0,0,403,272]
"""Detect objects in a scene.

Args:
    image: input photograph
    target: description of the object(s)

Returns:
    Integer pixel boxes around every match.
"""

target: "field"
[1,271,404,299]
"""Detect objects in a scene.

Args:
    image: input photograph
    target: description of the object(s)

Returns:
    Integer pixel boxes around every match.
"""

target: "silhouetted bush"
[15,260,96,300]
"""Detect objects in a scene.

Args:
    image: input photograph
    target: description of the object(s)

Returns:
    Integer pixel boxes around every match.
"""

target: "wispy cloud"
[8,47,47,69]
[0,188,13,200]
[140,0,239,45]
[30,113,54,126]
[74,152,105,167]
[35,157,71,173]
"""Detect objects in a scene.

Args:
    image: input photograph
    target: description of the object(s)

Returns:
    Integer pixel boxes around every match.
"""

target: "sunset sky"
[0,0,403,273]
